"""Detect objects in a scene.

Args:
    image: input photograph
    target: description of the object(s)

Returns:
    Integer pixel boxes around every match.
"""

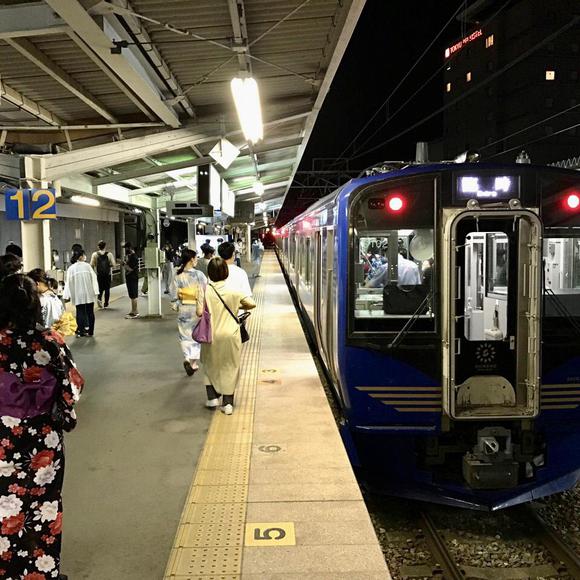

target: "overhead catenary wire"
[478,101,580,152]
[350,0,511,158]
[334,0,467,163]
[349,15,580,161]
[485,119,580,160]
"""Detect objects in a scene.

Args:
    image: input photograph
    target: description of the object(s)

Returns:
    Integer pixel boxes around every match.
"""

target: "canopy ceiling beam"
[5,38,118,124]
[45,0,180,128]
[0,82,63,127]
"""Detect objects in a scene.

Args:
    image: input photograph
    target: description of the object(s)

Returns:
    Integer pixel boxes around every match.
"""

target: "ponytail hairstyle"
[0,274,42,330]
[27,268,58,291]
[70,248,85,264]
[177,249,197,275]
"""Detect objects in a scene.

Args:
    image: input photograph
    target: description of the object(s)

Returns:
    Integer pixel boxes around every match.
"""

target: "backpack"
[96,253,111,277]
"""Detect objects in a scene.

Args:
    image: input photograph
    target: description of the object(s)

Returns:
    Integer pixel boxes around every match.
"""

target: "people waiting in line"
[217,242,252,302]
[0,273,84,580]
[28,268,64,328]
[90,240,115,309]
[123,242,140,319]
[0,253,22,281]
[201,258,256,415]
[196,243,215,277]
[5,241,22,258]
[170,249,207,376]
[63,249,99,337]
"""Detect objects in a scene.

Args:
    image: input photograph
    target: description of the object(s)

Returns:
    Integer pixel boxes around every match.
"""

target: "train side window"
[353,230,434,320]
[543,237,580,318]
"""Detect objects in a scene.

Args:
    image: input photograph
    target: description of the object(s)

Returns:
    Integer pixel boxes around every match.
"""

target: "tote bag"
[192,301,212,343]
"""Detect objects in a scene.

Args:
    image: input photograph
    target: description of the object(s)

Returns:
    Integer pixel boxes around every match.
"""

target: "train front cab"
[345,166,580,508]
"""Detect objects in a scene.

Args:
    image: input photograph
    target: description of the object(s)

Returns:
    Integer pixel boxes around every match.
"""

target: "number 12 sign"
[6,189,57,221]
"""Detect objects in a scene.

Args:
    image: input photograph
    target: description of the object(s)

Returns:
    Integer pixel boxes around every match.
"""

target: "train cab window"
[353,230,434,320]
[463,232,509,341]
[543,237,580,318]
[350,176,436,334]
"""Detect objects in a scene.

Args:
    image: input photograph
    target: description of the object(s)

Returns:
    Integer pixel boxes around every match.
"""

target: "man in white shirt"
[365,254,421,288]
[217,241,252,299]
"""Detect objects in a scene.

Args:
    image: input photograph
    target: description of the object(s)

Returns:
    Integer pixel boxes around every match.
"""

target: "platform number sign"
[5,188,57,221]
[245,522,296,546]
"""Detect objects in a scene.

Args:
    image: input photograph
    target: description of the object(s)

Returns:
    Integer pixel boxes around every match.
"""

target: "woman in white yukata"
[170,249,207,376]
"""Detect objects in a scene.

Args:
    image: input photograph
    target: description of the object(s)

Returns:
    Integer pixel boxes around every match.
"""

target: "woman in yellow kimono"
[201,258,256,414]
[170,249,206,376]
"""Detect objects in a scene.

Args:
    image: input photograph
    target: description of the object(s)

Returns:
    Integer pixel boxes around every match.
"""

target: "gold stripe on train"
[370,393,441,400]
[381,400,443,406]
[356,386,441,392]
[394,407,442,412]
[541,384,580,389]
[542,404,579,410]
[541,397,580,403]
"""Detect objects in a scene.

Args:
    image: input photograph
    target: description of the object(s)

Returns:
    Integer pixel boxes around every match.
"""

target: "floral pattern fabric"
[0,328,84,579]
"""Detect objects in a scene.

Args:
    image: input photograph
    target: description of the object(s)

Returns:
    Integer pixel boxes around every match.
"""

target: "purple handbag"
[0,367,58,419]
[192,301,212,344]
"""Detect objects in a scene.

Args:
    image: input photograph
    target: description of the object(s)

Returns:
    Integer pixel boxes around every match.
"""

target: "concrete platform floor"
[60,261,260,579]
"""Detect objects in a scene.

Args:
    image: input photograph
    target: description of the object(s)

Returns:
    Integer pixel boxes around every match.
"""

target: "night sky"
[299,1,468,172]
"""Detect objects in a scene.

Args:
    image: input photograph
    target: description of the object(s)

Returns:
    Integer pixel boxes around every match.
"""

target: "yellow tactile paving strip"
[164,268,266,579]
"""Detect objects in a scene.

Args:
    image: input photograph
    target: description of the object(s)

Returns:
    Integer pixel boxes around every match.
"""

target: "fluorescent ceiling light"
[71,195,100,207]
[253,180,264,196]
[231,77,263,144]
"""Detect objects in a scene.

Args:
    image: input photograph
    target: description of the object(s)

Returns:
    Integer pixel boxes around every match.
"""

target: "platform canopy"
[0,0,365,217]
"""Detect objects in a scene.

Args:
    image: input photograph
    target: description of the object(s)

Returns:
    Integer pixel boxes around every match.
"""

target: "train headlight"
[566,193,580,210]
[387,195,405,213]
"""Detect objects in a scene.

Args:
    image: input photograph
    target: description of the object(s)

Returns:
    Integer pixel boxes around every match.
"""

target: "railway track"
[380,502,580,579]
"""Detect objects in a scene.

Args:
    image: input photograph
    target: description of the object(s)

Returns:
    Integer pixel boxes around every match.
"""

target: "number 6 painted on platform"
[31,189,56,219]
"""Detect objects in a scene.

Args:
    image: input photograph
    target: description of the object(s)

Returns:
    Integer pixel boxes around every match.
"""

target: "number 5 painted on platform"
[31,189,57,219]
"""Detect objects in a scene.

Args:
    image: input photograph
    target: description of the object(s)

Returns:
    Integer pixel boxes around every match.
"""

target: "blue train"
[276,162,580,510]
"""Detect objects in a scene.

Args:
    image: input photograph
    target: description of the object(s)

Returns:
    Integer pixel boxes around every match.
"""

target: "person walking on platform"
[217,242,252,301]
[90,240,115,308]
[162,243,176,294]
[170,249,206,376]
[63,249,99,337]
[0,273,84,580]
[201,258,256,414]
[123,242,140,319]
[195,243,214,277]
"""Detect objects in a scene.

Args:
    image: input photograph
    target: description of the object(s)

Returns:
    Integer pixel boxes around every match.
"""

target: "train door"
[443,209,542,419]
[313,231,323,347]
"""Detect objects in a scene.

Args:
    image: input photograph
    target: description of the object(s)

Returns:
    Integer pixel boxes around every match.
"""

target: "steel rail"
[520,505,580,579]
[419,510,464,580]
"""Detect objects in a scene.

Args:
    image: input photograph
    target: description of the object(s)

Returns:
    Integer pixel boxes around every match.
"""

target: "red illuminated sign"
[445,29,483,58]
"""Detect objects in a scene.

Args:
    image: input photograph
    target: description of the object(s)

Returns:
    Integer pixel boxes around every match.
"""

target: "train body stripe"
[370,393,441,399]
[356,386,441,392]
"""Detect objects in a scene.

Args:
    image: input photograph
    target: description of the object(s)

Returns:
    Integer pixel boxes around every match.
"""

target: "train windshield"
[350,176,436,333]
[354,231,434,317]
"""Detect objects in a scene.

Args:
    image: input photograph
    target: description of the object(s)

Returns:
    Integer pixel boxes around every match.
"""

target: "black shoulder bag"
[210,285,251,343]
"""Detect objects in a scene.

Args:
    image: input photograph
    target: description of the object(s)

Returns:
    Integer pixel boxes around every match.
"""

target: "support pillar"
[20,220,51,272]
[145,201,162,317]
[187,219,197,249]
[21,156,52,271]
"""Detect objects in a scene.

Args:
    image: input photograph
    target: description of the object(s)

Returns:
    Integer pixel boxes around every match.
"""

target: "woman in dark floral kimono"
[0,274,84,579]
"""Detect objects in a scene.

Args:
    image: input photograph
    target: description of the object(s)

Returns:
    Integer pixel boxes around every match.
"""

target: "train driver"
[364,251,421,288]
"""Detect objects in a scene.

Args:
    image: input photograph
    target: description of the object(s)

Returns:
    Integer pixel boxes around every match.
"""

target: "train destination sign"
[455,175,520,202]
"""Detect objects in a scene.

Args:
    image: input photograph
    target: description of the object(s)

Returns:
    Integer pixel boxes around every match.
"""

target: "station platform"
[59,253,388,579]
